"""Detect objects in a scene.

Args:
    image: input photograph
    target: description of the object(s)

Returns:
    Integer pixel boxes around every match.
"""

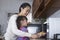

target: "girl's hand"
[31,34,39,39]
[37,32,46,37]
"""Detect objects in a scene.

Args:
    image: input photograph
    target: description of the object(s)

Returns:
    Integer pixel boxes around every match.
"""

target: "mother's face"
[21,6,31,16]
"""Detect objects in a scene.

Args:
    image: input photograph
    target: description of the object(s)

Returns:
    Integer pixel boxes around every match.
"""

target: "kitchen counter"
[30,38,52,40]
[30,39,46,40]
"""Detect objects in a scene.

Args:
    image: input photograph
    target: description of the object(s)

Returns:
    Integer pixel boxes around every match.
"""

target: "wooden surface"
[30,38,52,40]
[32,0,52,19]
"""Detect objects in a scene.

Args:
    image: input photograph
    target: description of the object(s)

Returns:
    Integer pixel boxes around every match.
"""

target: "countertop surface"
[30,38,52,40]
[30,38,51,40]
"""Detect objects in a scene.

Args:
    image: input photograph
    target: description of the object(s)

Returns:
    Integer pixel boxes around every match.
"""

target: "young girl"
[16,16,30,40]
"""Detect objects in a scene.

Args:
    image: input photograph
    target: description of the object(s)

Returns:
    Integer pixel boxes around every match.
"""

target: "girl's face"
[20,19,28,27]
[21,6,31,16]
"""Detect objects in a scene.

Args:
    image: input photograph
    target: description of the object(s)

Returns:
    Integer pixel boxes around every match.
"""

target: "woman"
[4,3,38,40]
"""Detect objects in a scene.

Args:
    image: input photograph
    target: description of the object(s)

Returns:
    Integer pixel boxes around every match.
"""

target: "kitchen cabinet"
[32,0,52,19]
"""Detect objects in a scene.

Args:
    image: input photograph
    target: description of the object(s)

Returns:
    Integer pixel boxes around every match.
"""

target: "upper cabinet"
[32,0,52,19]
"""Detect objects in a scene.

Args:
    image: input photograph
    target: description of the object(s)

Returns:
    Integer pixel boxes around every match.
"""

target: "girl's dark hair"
[19,3,31,12]
[16,16,27,29]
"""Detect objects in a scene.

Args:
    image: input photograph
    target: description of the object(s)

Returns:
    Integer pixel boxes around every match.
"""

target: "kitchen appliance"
[27,24,42,34]
[27,24,47,38]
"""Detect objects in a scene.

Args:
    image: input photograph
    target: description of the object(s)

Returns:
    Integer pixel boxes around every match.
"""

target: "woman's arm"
[8,15,32,37]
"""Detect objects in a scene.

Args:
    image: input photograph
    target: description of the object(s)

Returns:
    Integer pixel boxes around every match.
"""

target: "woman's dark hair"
[19,3,31,12]
[16,16,27,29]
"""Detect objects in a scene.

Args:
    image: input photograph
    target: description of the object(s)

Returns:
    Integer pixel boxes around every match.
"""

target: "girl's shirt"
[16,27,30,40]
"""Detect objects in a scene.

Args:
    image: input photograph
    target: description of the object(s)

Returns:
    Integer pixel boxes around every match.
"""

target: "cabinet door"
[44,0,51,7]
[32,0,42,14]
[32,0,52,18]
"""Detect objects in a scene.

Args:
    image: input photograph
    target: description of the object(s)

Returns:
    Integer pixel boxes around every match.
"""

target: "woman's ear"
[21,8,24,11]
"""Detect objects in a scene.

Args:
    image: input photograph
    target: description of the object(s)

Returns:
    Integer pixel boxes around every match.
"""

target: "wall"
[0,0,33,35]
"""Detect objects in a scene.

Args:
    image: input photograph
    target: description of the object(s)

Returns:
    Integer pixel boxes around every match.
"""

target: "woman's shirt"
[4,14,32,40]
